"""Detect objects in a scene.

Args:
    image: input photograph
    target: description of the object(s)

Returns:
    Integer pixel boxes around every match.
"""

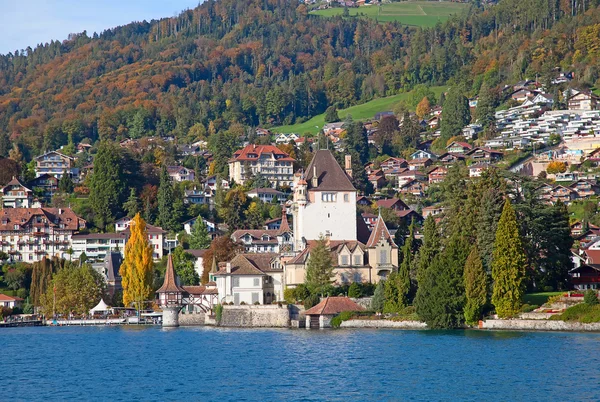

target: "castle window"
[380,250,388,264]
[321,193,336,202]
[344,194,349,202]
[341,255,348,266]
[354,255,361,265]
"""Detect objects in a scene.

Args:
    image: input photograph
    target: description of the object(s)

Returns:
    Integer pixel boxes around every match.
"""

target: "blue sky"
[0,0,200,54]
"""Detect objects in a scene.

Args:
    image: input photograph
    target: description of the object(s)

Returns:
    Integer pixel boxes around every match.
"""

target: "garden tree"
[201,236,239,284]
[40,262,105,316]
[546,161,567,174]
[492,200,527,318]
[269,204,282,219]
[399,219,417,299]
[189,217,212,249]
[410,84,436,107]
[157,165,179,232]
[305,235,334,294]
[383,272,406,313]
[324,105,340,123]
[416,216,440,283]
[371,280,385,313]
[120,214,154,309]
[439,88,470,148]
[89,141,126,230]
[245,201,265,229]
[348,150,373,195]
[416,96,431,119]
[123,187,141,218]
[415,233,469,328]
[172,246,199,285]
[2,265,25,290]
[463,244,488,325]
[247,172,271,189]
[374,115,399,155]
[348,282,362,298]
[393,111,420,155]
[476,82,498,129]
[58,170,74,194]
[210,130,237,178]
[219,188,248,231]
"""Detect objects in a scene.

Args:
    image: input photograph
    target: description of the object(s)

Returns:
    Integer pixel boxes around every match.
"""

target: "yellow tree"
[120,213,154,309]
[416,96,431,119]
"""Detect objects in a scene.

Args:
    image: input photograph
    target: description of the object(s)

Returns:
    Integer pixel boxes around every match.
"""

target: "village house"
[231,213,293,254]
[0,208,85,263]
[379,157,408,171]
[356,195,371,207]
[569,264,600,290]
[167,166,195,182]
[397,171,427,187]
[1,177,40,209]
[184,187,214,208]
[376,198,410,213]
[228,144,295,188]
[34,151,78,179]
[246,188,286,204]
[361,212,378,229]
[568,92,600,111]
[446,141,473,154]
[466,147,503,161]
[438,152,466,165]
[399,179,428,197]
[422,204,445,218]
[410,150,437,160]
[408,158,433,171]
[569,180,600,198]
[304,296,365,329]
[27,174,59,200]
[427,166,448,184]
[0,294,24,309]
[214,253,284,305]
[368,169,387,191]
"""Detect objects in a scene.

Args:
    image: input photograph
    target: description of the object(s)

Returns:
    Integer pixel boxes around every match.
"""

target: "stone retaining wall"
[340,319,427,329]
[220,305,290,327]
[179,313,205,326]
[481,319,600,332]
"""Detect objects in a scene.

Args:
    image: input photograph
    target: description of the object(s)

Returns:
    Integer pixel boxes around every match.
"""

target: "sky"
[0,0,201,54]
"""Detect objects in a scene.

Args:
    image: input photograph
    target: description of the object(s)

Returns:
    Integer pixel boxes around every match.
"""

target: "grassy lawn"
[273,85,446,135]
[523,291,564,306]
[311,1,468,27]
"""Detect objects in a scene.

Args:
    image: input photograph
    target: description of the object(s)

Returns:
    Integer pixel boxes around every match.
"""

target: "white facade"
[216,273,276,305]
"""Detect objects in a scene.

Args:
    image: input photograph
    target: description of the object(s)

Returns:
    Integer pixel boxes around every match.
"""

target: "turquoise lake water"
[3,326,600,401]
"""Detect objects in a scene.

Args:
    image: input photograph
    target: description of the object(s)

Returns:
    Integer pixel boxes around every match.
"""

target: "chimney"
[58,208,63,215]
[345,154,352,177]
[312,165,318,187]
[226,262,232,273]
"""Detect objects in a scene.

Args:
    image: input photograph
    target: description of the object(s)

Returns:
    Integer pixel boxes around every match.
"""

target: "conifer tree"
[189,217,211,249]
[439,87,470,147]
[371,280,385,313]
[58,169,74,194]
[123,187,140,218]
[157,165,176,231]
[120,213,154,309]
[492,200,527,318]
[475,168,506,273]
[89,141,125,230]
[416,216,440,283]
[464,244,488,325]
[305,235,334,294]
[398,219,414,304]
[383,272,404,313]
[0,131,10,158]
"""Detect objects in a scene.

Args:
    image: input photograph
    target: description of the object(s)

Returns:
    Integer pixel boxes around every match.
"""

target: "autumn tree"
[120,213,154,309]
[546,161,567,174]
[201,236,239,284]
[492,200,527,318]
[416,96,431,119]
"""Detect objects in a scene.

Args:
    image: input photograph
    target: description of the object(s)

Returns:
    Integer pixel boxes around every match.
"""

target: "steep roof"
[0,208,84,231]
[0,294,23,302]
[305,150,356,192]
[229,144,295,163]
[304,296,365,315]
[182,285,218,295]
[104,251,122,282]
[2,176,32,193]
[157,254,184,293]
[187,249,209,258]
[278,209,291,235]
[376,198,409,210]
[366,215,397,248]
[213,253,279,276]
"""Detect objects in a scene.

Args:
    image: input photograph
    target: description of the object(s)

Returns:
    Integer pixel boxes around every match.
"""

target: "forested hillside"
[1,0,600,159]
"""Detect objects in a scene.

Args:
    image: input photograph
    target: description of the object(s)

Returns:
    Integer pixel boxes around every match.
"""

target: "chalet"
[569,180,600,198]
[446,141,472,154]
[466,147,503,161]
[430,106,443,117]
[167,166,195,182]
[428,116,440,130]
[322,122,345,135]
[511,89,538,103]
[408,158,433,171]
[27,174,59,199]
[549,185,579,204]
[397,171,427,187]
[571,221,600,238]
[422,204,444,218]
[568,92,600,111]
[469,162,489,178]
[428,166,448,184]
[379,157,408,171]
[1,177,39,209]
[522,93,554,107]
[383,167,409,182]
[184,187,213,208]
[246,188,286,203]
[376,198,409,212]
[438,152,466,165]
[399,179,428,197]
[569,264,600,290]
[255,128,271,137]
[263,217,282,230]
[230,214,293,254]
[35,151,78,179]
[356,196,371,207]
[410,150,437,161]
[368,170,387,191]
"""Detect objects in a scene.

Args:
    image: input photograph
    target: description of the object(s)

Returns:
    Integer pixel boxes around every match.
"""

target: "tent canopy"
[90,299,111,314]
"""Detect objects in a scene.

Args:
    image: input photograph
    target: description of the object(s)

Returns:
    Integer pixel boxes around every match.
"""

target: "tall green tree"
[492,200,527,318]
[189,217,212,249]
[476,82,498,129]
[89,141,125,230]
[157,165,178,232]
[439,87,470,147]
[123,187,141,218]
[0,131,10,158]
[172,246,199,285]
[463,244,488,325]
[416,216,440,284]
[58,169,74,194]
[305,236,334,294]
[475,168,506,273]
[371,280,385,313]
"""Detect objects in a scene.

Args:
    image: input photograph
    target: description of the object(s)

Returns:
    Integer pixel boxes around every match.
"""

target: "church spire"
[278,207,291,235]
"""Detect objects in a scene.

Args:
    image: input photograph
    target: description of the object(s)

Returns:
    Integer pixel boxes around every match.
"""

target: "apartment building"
[35,151,78,179]
[228,145,295,187]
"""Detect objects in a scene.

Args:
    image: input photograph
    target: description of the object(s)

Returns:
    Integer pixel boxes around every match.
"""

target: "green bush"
[584,290,599,305]
[254,301,260,305]
[284,288,295,304]
[542,286,554,292]
[330,310,357,328]
[348,282,362,298]
[215,304,223,324]
[240,301,246,305]
[303,294,320,309]
[554,303,600,323]
[294,284,310,301]
[330,315,343,328]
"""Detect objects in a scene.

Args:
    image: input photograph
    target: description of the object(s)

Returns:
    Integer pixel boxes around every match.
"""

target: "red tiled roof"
[214,253,279,276]
[376,198,409,210]
[157,255,184,293]
[229,144,295,163]
[304,296,365,315]
[584,249,600,264]
[182,286,218,295]
[0,294,23,302]
[366,216,397,248]
[0,208,84,231]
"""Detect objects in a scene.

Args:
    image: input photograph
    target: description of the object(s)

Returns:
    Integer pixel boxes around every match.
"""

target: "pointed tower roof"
[278,207,291,235]
[366,214,397,248]
[305,150,355,192]
[210,255,218,273]
[157,254,184,293]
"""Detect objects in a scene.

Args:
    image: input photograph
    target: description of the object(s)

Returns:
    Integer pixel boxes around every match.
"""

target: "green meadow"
[311,1,468,27]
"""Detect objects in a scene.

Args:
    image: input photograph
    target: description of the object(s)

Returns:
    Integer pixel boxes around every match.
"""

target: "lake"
[3,326,600,401]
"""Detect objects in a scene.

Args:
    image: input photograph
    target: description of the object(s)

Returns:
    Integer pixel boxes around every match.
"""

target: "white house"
[35,151,78,179]
[183,217,217,237]
[0,294,23,309]
[187,249,209,279]
[409,150,437,160]
[246,188,286,203]
[1,177,40,209]
[167,166,195,182]
[214,253,283,304]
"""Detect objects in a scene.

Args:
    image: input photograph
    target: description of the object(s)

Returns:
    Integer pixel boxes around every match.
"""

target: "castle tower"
[156,254,184,327]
